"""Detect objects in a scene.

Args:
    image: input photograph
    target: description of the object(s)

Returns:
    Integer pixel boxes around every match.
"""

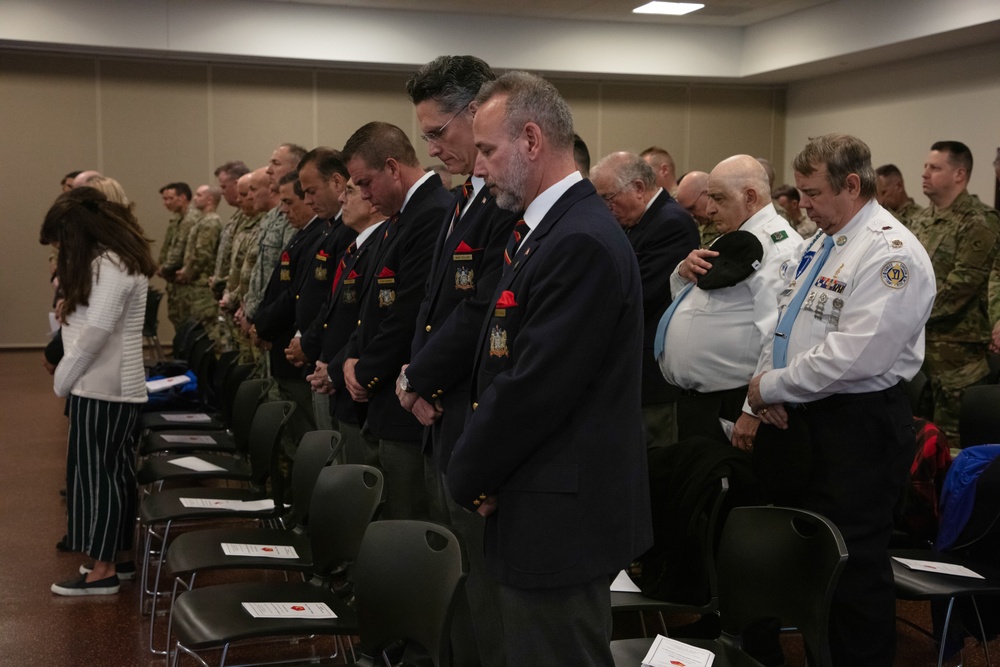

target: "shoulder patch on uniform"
[880,261,908,289]
[770,230,789,243]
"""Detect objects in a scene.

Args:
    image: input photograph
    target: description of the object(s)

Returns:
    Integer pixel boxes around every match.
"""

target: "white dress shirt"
[757,199,936,404]
[659,204,802,392]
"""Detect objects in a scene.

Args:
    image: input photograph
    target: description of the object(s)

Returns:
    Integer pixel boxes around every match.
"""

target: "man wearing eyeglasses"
[590,151,698,450]
[675,170,718,248]
[395,55,520,667]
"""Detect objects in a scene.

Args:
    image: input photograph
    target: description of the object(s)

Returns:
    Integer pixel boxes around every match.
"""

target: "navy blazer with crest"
[446,178,654,589]
[405,183,520,472]
[344,173,451,441]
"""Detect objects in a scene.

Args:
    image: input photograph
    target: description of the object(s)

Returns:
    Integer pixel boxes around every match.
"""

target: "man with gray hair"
[446,72,652,666]
[590,151,698,449]
[748,134,935,667]
[655,155,801,448]
[675,170,717,247]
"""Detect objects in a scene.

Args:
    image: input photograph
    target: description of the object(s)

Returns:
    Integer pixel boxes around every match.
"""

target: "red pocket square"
[495,290,517,308]
[377,267,396,278]
[454,241,476,253]
[346,270,359,279]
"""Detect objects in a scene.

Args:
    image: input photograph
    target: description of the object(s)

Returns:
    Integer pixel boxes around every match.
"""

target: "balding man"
[71,170,101,188]
[447,72,652,666]
[223,169,268,361]
[674,170,717,247]
[655,155,801,447]
[342,122,451,521]
[874,163,923,228]
[591,151,699,449]
[641,146,678,194]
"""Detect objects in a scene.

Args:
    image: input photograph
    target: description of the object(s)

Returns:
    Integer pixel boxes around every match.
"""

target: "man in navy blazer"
[395,55,519,667]
[446,72,653,666]
[342,122,451,520]
[591,151,700,449]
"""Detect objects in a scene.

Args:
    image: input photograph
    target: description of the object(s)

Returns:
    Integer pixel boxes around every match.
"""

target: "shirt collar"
[522,171,583,232]
[401,170,435,213]
[356,220,383,248]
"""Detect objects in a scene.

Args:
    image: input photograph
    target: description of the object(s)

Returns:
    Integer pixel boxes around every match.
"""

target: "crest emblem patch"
[378,288,396,308]
[489,325,508,358]
[455,266,475,291]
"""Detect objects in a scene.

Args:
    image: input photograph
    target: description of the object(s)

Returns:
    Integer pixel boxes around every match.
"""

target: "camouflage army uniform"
[178,212,222,344]
[224,212,263,360]
[163,207,203,327]
[243,206,294,320]
[888,198,925,229]
[912,190,1000,443]
[212,210,246,299]
[699,223,720,249]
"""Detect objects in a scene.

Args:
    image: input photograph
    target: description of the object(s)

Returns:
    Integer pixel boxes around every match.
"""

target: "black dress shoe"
[56,535,71,552]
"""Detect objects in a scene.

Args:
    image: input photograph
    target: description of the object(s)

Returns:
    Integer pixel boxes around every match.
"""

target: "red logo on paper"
[291,605,305,611]
[262,547,273,552]
[670,661,685,666]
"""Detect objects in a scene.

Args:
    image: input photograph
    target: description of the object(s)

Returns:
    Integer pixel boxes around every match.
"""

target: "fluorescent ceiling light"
[632,1,705,16]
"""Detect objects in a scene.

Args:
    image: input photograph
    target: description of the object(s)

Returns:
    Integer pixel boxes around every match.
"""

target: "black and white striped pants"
[66,394,140,563]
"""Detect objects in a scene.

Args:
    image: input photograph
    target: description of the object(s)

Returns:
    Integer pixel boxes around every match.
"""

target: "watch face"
[400,373,410,392]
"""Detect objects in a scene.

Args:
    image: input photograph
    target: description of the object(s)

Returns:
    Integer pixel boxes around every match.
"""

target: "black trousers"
[675,384,749,444]
[755,383,914,667]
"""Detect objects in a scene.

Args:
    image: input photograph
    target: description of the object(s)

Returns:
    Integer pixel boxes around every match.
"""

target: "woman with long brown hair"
[41,186,156,595]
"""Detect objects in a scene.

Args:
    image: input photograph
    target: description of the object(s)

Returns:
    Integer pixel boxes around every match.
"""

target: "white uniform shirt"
[757,199,936,404]
[659,204,802,392]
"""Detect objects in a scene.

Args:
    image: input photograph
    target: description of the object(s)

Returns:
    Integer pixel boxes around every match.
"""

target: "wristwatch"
[398,371,415,393]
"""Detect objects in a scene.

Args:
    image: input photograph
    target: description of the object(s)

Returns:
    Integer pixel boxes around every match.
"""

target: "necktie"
[447,177,474,239]
[772,234,835,368]
[652,282,695,361]
[331,241,356,293]
[504,219,530,266]
[383,213,400,240]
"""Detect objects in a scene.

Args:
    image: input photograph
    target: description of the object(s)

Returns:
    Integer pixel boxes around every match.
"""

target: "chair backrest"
[209,350,240,408]
[960,385,1000,449]
[717,506,847,667]
[354,521,468,667]
[285,430,342,527]
[143,287,163,338]
[171,322,205,361]
[230,377,273,451]
[904,369,930,419]
[246,400,295,496]
[307,465,384,574]
[186,336,215,405]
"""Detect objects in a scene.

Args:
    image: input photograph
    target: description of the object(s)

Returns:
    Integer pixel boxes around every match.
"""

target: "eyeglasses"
[601,190,624,205]
[420,104,469,144]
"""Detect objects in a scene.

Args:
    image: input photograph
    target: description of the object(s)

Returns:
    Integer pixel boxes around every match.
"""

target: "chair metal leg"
[970,596,993,667]
[937,597,956,667]
[149,521,174,655]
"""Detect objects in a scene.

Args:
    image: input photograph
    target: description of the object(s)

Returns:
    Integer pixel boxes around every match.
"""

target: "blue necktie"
[772,234,835,368]
[653,282,695,361]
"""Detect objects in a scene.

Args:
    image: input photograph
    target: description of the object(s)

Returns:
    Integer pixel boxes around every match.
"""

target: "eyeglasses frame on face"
[420,103,470,144]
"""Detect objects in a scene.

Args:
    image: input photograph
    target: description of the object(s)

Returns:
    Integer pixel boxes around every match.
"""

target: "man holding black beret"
[654,154,801,448]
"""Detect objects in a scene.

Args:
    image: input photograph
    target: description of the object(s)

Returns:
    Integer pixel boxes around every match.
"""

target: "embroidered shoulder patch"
[880,261,908,289]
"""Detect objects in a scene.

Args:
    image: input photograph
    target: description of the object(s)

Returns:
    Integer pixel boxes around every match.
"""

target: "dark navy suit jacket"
[406,184,520,472]
[626,189,699,404]
[344,174,451,441]
[447,178,654,589]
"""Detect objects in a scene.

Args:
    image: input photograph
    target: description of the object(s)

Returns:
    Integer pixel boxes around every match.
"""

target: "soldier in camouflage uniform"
[222,170,267,362]
[911,142,1000,444]
[176,185,223,343]
[243,144,305,324]
[156,182,200,327]
[211,160,251,301]
[876,164,925,228]
[674,170,720,248]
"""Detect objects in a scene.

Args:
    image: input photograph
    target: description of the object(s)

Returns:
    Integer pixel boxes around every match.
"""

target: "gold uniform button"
[425,325,432,332]
[473,499,481,507]
[357,319,361,326]
[437,389,444,395]
[472,402,479,410]
[295,294,300,300]
[323,324,328,329]
[479,493,487,500]
[373,377,379,383]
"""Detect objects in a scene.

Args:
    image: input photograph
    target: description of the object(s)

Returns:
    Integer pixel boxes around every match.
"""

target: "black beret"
[698,230,764,290]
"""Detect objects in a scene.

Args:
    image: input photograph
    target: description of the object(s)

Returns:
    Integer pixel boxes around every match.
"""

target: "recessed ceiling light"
[632,1,705,16]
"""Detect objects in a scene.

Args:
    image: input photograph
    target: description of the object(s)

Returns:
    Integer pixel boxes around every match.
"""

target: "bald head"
[705,155,772,234]
[71,170,102,188]
[237,173,254,215]
[674,171,711,226]
[248,167,273,214]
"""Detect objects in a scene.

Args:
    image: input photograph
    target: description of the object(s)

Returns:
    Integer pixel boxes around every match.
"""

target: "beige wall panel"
[550,79,601,163]
[316,71,415,157]
[99,60,209,263]
[0,52,99,347]
[597,82,688,170]
[211,65,316,172]
[688,86,784,180]
[786,41,1000,205]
